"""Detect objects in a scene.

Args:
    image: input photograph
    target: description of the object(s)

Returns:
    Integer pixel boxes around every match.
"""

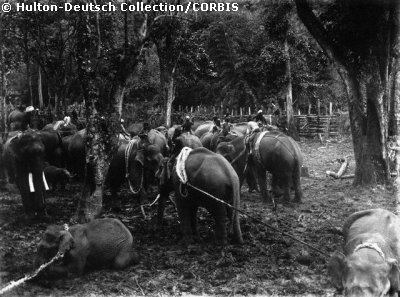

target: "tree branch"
[294,0,350,70]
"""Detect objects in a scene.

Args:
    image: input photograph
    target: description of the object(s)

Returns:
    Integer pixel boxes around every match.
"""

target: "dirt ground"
[0,137,396,297]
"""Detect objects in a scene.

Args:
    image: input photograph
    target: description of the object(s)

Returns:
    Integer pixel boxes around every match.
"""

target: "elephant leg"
[157,192,168,227]
[177,202,195,244]
[210,206,228,245]
[255,168,271,204]
[190,207,199,241]
[114,248,137,269]
[281,176,291,203]
[293,165,303,203]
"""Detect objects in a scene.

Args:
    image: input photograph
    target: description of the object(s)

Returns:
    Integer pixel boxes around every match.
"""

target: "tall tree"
[295,0,400,185]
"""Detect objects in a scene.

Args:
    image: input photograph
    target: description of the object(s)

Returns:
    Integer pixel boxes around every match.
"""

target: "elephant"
[246,131,303,204]
[328,209,400,297]
[37,129,65,167]
[216,135,258,192]
[158,147,243,245]
[105,129,168,199]
[127,122,143,137]
[194,121,214,138]
[2,130,49,217]
[65,129,86,180]
[170,129,202,156]
[35,218,139,276]
[43,120,78,137]
[43,165,72,191]
[7,108,43,131]
[200,128,243,152]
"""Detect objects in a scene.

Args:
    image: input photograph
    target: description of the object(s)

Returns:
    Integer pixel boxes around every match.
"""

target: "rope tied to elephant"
[0,251,64,295]
[125,138,143,195]
[185,181,330,258]
[176,147,192,184]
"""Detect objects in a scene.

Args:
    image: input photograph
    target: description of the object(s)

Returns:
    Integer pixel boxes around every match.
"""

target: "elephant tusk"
[29,172,35,192]
[42,172,49,191]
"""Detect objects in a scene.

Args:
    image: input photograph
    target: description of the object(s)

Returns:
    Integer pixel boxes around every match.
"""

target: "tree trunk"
[165,75,175,128]
[38,65,43,109]
[24,31,33,107]
[284,36,299,140]
[0,46,6,133]
[294,0,395,186]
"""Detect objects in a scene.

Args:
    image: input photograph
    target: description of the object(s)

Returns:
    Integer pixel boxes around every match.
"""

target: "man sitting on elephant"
[182,116,194,133]
[253,109,268,127]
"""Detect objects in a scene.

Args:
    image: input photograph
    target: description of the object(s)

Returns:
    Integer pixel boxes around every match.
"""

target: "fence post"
[317,99,321,116]
[248,107,251,115]
[308,104,311,115]
[329,102,332,116]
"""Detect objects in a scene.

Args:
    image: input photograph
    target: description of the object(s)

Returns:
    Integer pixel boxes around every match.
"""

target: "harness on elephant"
[125,138,143,195]
[175,147,192,197]
[248,131,294,168]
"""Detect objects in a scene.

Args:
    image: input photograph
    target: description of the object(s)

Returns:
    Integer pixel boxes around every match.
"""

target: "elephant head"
[35,225,74,267]
[10,130,49,216]
[128,137,164,194]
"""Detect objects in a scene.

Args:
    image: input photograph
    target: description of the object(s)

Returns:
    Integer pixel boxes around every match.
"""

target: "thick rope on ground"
[175,147,192,184]
[0,251,64,295]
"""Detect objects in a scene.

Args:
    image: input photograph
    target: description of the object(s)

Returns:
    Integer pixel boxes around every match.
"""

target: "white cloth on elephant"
[254,131,269,164]
[176,147,193,184]
[246,121,259,135]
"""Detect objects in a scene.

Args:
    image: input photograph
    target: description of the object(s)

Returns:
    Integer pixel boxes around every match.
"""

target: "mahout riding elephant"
[35,218,139,276]
[216,135,258,192]
[106,129,168,199]
[2,129,49,217]
[246,131,303,204]
[158,147,243,245]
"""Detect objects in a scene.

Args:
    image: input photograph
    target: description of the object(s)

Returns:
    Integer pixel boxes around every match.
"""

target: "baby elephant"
[35,218,138,276]
[44,165,72,191]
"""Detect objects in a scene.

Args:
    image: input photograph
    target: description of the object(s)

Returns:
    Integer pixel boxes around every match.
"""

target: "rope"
[185,181,330,258]
[125,138,143,195]
[175,147,192,184]
[0,251,64,295]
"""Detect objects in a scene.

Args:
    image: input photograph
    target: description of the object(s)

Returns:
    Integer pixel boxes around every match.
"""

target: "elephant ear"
[327,251,346,290]
[388,258,400,292]
[135,150,145,166]
[58,230,74,253]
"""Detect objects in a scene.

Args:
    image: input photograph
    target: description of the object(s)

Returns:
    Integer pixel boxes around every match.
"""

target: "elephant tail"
[230,175,243,244]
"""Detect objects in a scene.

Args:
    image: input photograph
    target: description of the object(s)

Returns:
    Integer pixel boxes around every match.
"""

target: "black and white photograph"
[0,0,399,296]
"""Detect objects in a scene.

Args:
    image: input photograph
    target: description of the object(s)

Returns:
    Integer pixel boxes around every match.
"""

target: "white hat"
[257,110,262,114]
[186,116,190,119]
[25,106,34,112]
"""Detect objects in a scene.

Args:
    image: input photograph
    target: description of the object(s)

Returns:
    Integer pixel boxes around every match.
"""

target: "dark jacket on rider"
[254,112,268,126]
[182,117,193,133]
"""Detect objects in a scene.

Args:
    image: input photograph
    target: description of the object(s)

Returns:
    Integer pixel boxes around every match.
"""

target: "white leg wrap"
[42,172,49,191]
[29,173,35,193]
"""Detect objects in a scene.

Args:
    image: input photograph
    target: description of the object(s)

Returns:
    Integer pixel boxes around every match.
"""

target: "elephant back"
[194,122,213,138]
[147,129,168,156]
